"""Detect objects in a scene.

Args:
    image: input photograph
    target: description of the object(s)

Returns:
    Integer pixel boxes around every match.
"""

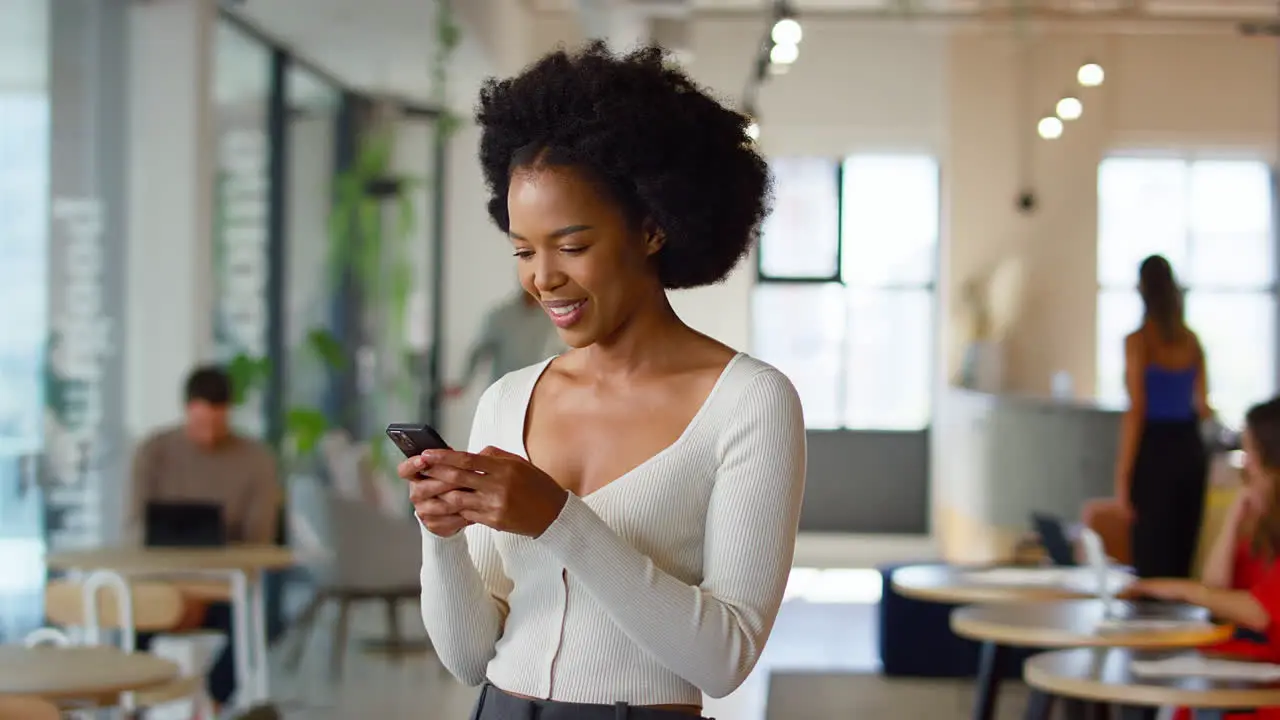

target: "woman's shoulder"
[473,359,554,418]
[711,354,803,422]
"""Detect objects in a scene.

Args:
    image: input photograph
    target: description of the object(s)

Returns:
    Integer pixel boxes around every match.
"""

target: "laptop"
[145,502,227,548]
[1031,513,1077,567]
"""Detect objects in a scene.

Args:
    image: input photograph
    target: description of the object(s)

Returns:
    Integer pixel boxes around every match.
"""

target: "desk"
[952,600,1233,649]
[891,564,1094,605]
[1026,648,1280,720]
[46,545,294,711]
[952,601,1233,720]
[0,645,178,706]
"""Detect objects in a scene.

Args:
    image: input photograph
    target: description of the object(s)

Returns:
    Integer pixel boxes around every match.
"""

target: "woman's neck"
[580,289,691,379]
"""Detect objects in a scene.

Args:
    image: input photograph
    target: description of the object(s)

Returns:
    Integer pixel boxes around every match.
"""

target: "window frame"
[753,152,942,431]
[755,159,844,284]
[1095,153,1280,426]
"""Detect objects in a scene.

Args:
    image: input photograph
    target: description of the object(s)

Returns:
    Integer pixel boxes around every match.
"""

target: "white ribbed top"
[418,353,807,706]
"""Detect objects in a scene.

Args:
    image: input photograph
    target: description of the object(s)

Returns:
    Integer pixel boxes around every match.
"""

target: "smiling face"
[507,163,664,348]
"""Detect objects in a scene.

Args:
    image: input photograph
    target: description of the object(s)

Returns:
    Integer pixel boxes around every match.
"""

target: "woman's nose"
[531,256,567,293]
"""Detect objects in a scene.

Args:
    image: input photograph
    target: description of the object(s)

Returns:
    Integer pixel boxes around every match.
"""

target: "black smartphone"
[385,423,451,458]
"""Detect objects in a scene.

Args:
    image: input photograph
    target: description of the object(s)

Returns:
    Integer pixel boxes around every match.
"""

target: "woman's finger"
[396,456,426,480]
[414,497,460,518]
[438,488,487,513]
[421,513,470,538]
[408,478,465,503]
[424,463,491,491]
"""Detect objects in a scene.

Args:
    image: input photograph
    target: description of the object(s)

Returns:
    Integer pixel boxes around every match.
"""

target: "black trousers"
[471,684,712,720]
[137,601,235,705]
[1129,420,1208,579]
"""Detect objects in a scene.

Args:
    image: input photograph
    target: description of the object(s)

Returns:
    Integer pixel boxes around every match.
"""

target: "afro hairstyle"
[476,41,772,290]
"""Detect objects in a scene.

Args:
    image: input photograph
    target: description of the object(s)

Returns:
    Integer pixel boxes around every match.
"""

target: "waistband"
[472,684,710,720]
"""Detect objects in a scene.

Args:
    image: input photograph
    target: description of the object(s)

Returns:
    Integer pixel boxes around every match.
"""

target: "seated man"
[129,365,281,709]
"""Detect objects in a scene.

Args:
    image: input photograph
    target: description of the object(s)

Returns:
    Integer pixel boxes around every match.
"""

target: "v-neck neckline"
[517,352,745,501]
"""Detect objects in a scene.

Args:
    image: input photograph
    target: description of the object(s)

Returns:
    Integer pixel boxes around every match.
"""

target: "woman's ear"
[643,219,665,257]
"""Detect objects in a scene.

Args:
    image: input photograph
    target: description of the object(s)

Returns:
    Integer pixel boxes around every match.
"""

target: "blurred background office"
[0,0,1277,718]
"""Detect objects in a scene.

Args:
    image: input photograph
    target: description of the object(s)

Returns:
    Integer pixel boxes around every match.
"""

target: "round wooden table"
[46,545,294,711]
[952,600,1234,650]
[891,564,1098,605]
[949,600,1231,720]
[1026,648,1280,719]
[46,545,295,574]
[0,645,178,705]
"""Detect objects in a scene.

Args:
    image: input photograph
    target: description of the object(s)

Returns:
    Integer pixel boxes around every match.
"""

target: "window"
[1096,156,1276,427]
[752,154,940,430]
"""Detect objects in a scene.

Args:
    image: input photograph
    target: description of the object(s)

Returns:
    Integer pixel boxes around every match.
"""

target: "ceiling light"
[1056,96,1083,121]
[771,18,803,46]
[1037,115,1064,140]
[770,42,799,65]
[746,121,760,141]
[1077,62,1105,87]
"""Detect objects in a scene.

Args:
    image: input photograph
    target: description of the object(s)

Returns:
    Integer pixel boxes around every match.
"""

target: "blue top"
[1143,365,1197,421]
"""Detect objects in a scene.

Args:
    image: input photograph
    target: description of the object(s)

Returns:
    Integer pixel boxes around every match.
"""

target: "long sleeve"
[533,368,806,698]
[127,436,160,546]
[419,380,514,685]
[242,448,283,544]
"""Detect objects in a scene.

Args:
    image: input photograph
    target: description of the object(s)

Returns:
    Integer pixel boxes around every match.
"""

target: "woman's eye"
[512,250,533,259]
[561,246,586,255]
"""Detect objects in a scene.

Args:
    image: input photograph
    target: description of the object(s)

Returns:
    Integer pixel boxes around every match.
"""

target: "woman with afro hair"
[398,42,807,719]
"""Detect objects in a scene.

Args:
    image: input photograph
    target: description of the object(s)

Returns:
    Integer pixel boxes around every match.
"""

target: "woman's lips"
[544,299,587,328]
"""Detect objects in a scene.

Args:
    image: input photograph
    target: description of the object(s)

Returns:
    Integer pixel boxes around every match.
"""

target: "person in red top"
[1129,396,1280,719]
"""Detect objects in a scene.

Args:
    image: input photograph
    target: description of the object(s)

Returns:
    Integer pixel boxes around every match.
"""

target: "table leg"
[972,641,1005,720]
[249,569,270,700]
[1023,690,1054,720]
[230,570,253,710]
[1062,699,1110,719]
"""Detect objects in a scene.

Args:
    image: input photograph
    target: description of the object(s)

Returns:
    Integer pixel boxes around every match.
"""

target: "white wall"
[947,32,1278,398]
[125,0,217,436]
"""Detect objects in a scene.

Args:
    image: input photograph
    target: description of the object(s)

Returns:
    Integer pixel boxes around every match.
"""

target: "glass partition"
[212,19,272,438]
[0,0,50,643]
[284,67,340,447]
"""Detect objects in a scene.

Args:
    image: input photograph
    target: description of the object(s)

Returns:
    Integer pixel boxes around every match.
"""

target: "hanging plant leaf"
[227,352,271,405]
[305,328,346,370]
[285,407,329,456]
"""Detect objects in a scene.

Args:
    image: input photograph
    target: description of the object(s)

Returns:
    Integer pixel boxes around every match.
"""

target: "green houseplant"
[229,0,461,480]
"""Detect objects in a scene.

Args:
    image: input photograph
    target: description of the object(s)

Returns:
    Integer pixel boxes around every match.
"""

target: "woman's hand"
[1229,484,1266,527]
[1115,496,1136,523]
[398,455,471,538]
[420,446,569,538]
[1126,578,1206,605]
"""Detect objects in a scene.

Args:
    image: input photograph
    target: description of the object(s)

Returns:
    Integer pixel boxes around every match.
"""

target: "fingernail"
[414,457,425,468]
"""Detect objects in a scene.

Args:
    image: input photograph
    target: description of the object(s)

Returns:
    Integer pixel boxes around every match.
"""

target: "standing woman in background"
[1116,254,1212,578]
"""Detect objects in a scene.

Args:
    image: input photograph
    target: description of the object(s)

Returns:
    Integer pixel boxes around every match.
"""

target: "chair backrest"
[328,493,422,590]
[1080,498,1132,566]
[45,578,187,633]
[0,696,59,720]
[289,472,420,590]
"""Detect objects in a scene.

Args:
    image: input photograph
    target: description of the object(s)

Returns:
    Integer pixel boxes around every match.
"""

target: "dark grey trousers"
[470,684,713,720]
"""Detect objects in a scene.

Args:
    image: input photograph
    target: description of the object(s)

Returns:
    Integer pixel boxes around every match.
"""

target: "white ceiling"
[532,0,1280,16]
[230,0,444,100]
